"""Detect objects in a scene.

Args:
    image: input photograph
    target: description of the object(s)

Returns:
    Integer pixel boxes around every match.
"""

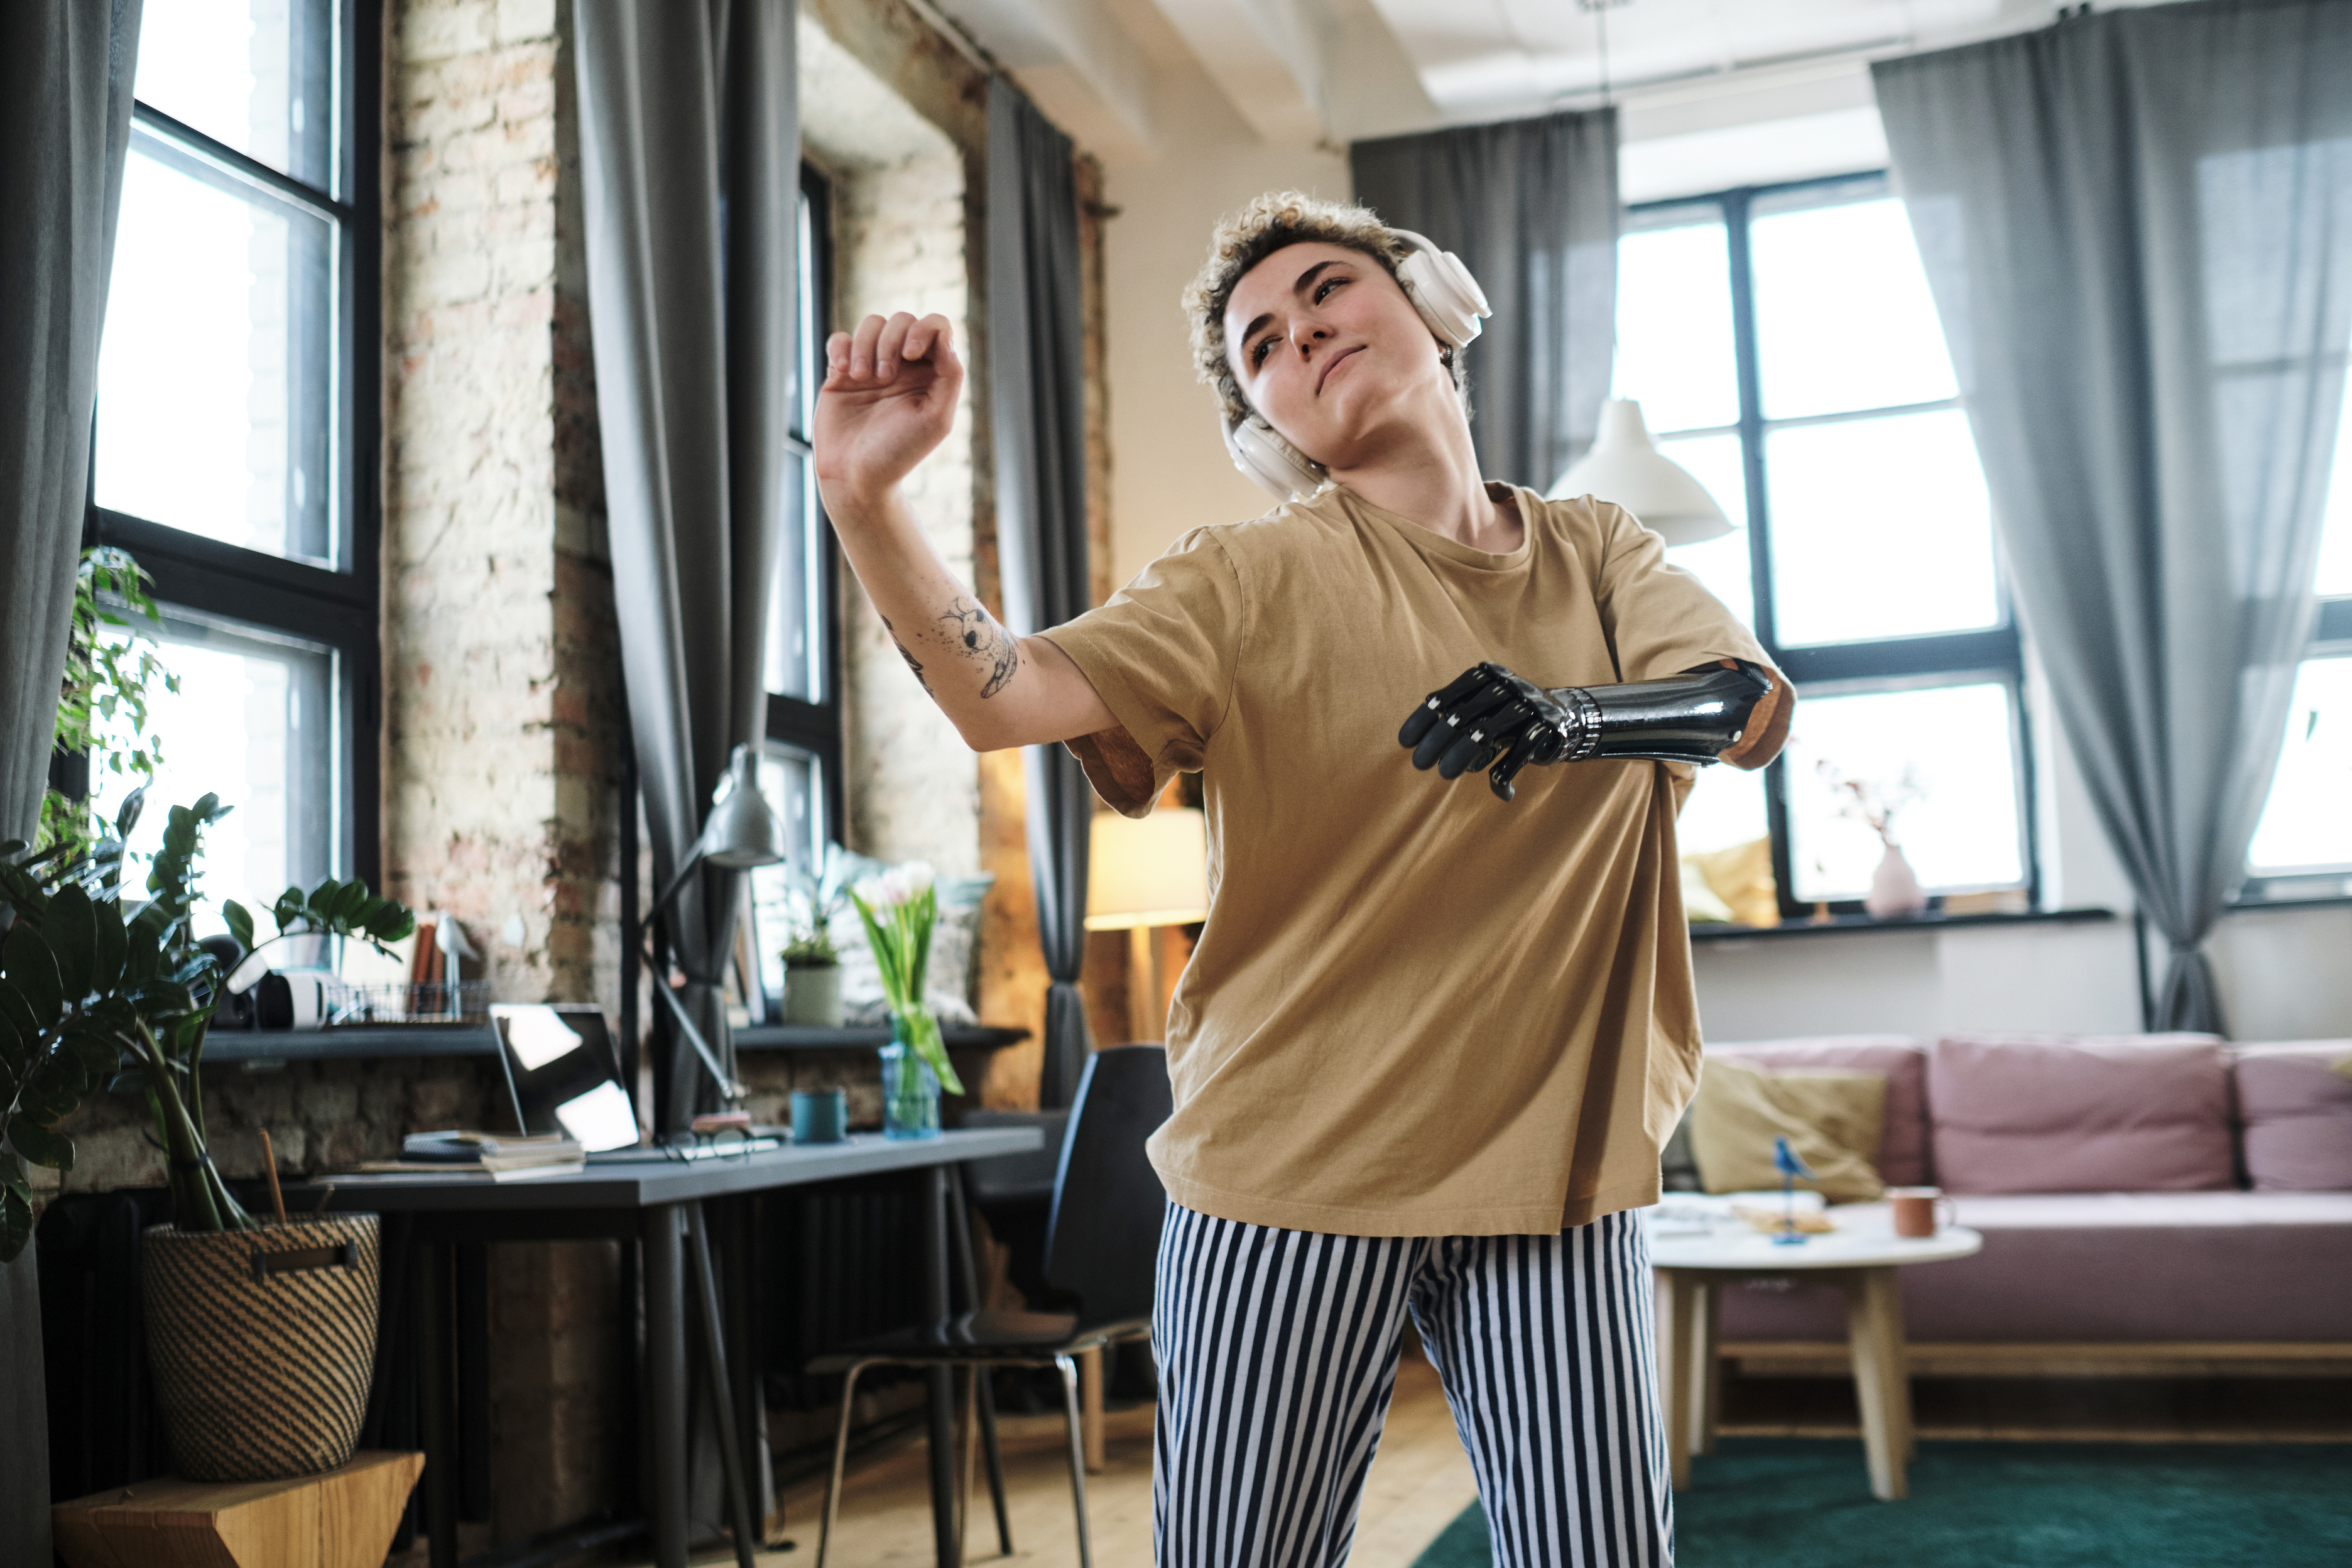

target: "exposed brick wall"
[383,0,619,1012]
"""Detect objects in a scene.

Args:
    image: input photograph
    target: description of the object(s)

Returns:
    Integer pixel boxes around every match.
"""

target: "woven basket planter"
[141,1213,381,1482]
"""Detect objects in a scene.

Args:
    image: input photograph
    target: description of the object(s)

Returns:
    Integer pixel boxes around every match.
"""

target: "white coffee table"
[1648,1203,1981,1501]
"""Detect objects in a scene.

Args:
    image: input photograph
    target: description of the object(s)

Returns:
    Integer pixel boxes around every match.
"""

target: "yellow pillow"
[1685,1055,1887,1202]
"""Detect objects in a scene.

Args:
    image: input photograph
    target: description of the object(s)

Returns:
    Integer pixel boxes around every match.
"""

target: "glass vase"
[880,1021,941,1141]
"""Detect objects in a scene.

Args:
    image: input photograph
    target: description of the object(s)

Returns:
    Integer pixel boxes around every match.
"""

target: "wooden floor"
[741,1351,1479,1568]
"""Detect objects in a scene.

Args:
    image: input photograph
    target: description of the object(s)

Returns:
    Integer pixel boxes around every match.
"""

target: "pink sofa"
[1696,1033,2352,1346]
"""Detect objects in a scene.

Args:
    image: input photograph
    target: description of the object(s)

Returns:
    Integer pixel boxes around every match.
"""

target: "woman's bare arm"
[814,312,1116,751]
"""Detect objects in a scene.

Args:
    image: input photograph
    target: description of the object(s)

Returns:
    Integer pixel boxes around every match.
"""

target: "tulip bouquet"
[847,861,964,1097]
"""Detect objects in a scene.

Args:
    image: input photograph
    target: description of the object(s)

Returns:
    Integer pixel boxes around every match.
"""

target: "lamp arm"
[646,962,748,1103]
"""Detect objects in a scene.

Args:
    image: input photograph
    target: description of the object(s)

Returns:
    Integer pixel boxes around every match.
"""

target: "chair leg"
[1055,1354,1095,1568]
[818,1361,874,1568]
[975,1365,1014,1556]
[957,1366,976,1565]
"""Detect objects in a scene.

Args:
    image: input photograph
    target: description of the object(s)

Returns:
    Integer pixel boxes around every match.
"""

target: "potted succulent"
[0,793,418,1480]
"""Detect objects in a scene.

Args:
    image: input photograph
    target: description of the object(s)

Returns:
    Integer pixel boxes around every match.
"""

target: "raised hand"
[814,312,962,518]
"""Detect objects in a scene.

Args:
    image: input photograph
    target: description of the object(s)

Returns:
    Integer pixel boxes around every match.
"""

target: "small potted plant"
[780,844,857,1027]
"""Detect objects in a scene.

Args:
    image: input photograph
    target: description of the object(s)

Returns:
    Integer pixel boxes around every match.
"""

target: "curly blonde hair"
[1182,190,1466,427]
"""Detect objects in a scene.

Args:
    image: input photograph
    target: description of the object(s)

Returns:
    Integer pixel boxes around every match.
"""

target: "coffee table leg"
[1657,1268,1700,1489]
[1696,1282,1722,1457]
[1864,1268,1915,1464]
[1841,1268,1905,1501]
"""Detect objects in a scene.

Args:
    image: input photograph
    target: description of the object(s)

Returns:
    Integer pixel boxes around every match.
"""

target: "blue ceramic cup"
[791,1087,847,1143]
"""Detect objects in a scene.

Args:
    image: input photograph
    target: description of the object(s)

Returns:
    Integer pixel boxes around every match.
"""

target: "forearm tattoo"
[940,597,1020,698]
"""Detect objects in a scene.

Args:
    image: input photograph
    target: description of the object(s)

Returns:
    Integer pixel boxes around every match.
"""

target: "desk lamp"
[643,743,788,1106]
[1549,399,1733,547]
[1084,807,1210,1043]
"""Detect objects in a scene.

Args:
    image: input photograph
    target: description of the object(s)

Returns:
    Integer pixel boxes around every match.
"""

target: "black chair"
[811,1045,1171,1568]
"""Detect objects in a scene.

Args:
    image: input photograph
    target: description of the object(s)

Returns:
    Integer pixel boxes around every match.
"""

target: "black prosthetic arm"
[1397,660,1775,802]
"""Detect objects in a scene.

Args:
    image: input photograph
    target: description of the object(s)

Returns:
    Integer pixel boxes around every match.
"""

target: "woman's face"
[1223,241,1451,469]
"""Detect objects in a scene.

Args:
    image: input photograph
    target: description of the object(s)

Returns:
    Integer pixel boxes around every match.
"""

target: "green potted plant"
[780,844,857,1027]
[1,795,418,1481]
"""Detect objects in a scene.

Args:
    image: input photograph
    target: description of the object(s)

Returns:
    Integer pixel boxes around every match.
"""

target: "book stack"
[396,1130,585,1179]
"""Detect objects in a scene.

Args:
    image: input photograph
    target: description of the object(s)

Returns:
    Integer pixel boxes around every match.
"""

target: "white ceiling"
[927,0,2184,166]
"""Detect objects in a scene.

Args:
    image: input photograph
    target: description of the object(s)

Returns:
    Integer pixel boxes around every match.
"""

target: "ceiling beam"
[932,0,1159,158]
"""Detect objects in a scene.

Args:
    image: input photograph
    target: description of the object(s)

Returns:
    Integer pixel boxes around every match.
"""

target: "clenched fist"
[814,312,961,519]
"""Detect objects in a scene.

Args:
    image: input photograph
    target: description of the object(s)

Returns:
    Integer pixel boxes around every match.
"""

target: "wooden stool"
[53,1451,424,1568]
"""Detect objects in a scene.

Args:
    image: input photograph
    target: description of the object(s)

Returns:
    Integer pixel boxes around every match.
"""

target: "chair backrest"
[1042,1045,1172,1324]
[958,1109,1071,1205]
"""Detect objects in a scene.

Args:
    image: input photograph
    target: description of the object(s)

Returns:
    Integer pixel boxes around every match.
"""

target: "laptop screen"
[488,1005,641,1152]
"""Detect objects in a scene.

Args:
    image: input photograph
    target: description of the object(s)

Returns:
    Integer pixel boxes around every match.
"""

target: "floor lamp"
[1084,807,1209,1043]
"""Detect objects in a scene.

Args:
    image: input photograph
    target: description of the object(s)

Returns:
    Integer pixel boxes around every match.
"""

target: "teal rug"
[1412,1439,2352,1567]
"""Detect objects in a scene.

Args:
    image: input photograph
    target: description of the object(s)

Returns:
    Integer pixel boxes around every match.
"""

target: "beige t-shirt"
[1040,482,1786,1237]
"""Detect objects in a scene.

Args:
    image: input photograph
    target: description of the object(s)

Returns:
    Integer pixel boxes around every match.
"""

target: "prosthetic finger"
[1398,665,1496,750]
[1410,682,1516,771]
[1436,714,1519,780]
[1488,732,1544,800]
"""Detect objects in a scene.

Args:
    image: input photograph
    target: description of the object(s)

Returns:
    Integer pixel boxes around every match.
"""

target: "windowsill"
[1688,906,2116,944]
[2226,890,2352,913]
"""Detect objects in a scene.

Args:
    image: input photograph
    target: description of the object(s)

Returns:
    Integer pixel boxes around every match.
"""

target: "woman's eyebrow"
[1238,260,1351,357]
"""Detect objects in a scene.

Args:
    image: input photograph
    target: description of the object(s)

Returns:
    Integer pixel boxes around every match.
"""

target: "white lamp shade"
[1548,398,1733,546]
[699,744,788,869]
[1085,808,1210,930]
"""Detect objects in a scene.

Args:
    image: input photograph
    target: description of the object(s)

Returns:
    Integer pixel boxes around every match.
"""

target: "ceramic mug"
[791,1087,847,1144]
[1888,1186,1956,1238]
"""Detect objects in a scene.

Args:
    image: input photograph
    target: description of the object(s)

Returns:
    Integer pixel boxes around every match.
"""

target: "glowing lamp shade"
[1085,808,1209,931]
[1549,398,1733,547]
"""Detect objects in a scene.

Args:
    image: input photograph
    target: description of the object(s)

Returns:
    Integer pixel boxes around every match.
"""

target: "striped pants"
[1153,1203,1672,1568]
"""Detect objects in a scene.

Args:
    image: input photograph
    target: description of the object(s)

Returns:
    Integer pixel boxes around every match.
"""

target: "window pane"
[1751,195,1959,421]
[96,144,335,564]
[764,456,825,700]
[134,0,334,187]
[1784,682,2025,904]
[2248,656,2352,874]
[2318,373,2352,597]
[1678,763,1768,859]
[1656,432,1752,628]
[88,616,337,940]
[1615,213,1740,434]
[748,744,824,1001]
[1765,409,2001,646]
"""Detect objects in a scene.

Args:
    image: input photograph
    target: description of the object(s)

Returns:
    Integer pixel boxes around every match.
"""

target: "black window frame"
[1626,171,2040,922]
[85,0,384,893]
[762,160,845,846]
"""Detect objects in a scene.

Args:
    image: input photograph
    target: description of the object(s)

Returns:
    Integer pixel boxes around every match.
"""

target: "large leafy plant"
[0,792,416,1261]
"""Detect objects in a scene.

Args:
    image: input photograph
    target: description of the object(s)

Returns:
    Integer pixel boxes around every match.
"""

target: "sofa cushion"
[2234,1041,2352,1191]
[1709,1037,1931,1185]
[1686,1057,1886,1202]
[1929,1033,2232,1194]
[1707,1190,2352,1342]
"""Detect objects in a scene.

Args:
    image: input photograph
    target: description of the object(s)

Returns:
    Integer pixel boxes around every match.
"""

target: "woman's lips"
[1317,344,1364,394]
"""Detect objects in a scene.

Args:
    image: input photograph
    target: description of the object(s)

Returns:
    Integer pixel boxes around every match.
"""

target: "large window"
[748,165,843,1003]
[2245,379,2352,893]
[1618,174,2034,920]
[84,0,380,920]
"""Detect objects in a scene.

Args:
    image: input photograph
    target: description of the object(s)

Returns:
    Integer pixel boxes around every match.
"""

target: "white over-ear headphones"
[1222,229,1492,503]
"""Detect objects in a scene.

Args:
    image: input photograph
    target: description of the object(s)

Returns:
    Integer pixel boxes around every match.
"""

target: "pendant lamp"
[1548,398,1733,546]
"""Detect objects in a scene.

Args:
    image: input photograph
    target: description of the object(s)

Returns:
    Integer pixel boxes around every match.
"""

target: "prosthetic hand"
[1398,659,1777,802]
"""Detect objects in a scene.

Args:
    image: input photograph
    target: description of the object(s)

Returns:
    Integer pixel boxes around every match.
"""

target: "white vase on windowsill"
[1865,842,1927,920]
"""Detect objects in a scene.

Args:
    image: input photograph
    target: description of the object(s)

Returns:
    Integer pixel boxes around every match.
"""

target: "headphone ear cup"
[1390,229,1493,349]
[1222,415,1326,503]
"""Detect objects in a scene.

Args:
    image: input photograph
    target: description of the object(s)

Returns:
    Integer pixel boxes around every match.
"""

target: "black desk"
[284,1128,1041,1568]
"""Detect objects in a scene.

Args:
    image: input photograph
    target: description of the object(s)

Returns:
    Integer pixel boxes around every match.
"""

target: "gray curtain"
[987,79,1095,1104]
[0,0,143,1553]
[1875,0,2352,1033]
[1351,107,1619,491]
[575,0,795,1127]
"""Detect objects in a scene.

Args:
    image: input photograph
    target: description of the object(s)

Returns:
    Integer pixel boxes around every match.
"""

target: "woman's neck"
[1326,410,1521,553]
